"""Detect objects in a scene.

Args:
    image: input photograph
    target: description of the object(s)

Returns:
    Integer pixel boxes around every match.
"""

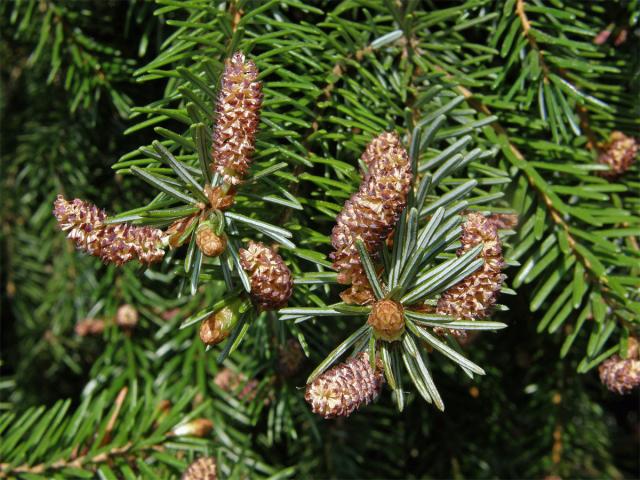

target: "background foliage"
[1,0,638,478]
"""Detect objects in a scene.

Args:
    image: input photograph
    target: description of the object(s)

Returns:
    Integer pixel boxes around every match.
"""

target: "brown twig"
[0,442,166,478]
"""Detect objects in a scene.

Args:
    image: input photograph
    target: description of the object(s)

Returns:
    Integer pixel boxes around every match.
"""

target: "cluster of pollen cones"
[330,132,412,305]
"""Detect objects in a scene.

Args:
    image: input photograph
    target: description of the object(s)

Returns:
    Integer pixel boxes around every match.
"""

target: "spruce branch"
[428,64,636,363]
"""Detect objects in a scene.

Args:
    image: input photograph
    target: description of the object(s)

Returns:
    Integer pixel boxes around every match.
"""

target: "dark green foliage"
[1,0,638,478]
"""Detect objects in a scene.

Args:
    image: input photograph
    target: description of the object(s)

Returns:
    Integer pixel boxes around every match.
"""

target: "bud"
[199,299,243,346]
[305,352,384,419]
[436,213,505,321]
[339,285,376,306]
[597,131,638,179]
[182,457,217,480]
[116,304,138,329]
[171,418,213,438]
[599,338,640,394]
[195,223,227,257]
[330,132,412,304]
[211,52,263,186]
[239,241,293,310]
[166,215,197,248]
[204,185,236,211]
[368,299,405,341]
[53,195,165,266]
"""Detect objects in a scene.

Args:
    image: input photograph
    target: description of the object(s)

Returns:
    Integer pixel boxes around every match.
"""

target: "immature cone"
[435,213,505,327]
[305,352,384,419]
[199,300,242,346]
[239,241,293,310]
[182,457,217,480]
[368,299,405,341]
[597,131,638,179]
[211,52,263,185]
[599,338,640,394]
[53,195,165,266]
[196,223,227,257]
[330,132,412,304]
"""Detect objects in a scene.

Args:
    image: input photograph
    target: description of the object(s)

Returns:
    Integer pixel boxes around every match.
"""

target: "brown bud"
[305,352,384,419]
[339,285,376,305]
[239,241,293,310]
[166,216,197,248]
[116,304,138,329]
[182,457,217,480]
[199,301,242,346]
[597,131,638,179]
[205,185,236,211]
[171,418,213,438]
[196,224,227,257]
[368,299,405,341]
